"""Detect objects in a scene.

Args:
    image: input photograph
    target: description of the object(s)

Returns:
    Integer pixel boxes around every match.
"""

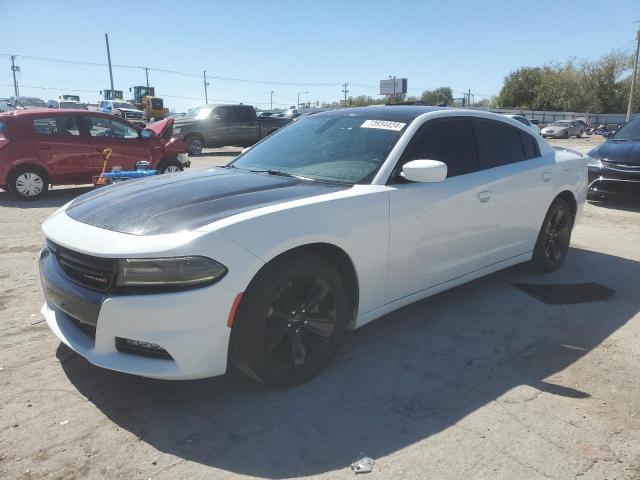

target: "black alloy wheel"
[231,253,351,386]
[530,198,574,272]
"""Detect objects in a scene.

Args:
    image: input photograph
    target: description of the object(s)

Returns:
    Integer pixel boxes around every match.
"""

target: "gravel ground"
[2,136,640,479]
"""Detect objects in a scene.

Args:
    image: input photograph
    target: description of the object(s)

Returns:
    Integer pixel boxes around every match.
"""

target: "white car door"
[386,117,500,302]
[470,118,556,262]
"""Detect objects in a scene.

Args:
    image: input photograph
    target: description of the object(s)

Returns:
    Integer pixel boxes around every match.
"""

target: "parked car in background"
[47,99,87,110]
[541,120,585,138]
[173,104,292,155]
[0,98,11,112]
[38,106,586,385]
[0,110,189,199]
[99,100,145,126]
[586,117,640,198]
[5,96,48,110]
[504,114,540,135]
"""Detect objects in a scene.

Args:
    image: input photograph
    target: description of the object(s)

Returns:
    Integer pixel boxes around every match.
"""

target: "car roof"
[319,105,444,122]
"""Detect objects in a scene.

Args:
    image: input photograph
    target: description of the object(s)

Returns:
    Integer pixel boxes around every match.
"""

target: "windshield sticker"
[361,119,406,131]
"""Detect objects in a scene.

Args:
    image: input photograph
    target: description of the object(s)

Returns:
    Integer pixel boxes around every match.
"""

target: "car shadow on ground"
[0,187,92,208]
[58,247,640,478]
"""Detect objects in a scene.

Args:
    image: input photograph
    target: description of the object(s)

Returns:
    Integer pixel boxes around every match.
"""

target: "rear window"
[475,119,525,168]
[33,117,80,136]
[0,121,7,139]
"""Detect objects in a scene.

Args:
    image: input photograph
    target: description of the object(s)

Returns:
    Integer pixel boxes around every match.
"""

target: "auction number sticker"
[361,119,406,131]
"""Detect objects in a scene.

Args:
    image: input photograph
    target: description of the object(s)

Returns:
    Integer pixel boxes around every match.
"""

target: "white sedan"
[504,114,541,136]
[39,106,587,385]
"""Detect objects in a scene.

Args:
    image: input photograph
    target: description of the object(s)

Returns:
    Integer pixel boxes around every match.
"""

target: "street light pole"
[104,33,114,91]
[297,91,309,109]
[627,27,640,122]
[144,67,150,88]
[203,70,210,104]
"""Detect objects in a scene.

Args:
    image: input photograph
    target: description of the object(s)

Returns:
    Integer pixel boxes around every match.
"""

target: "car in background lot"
[37,106,586,385]
[504,114,540,135]
[586,117,640,198]
[173,104,292,155]
[541,120,585,138]
[99,100,145,126]
[0,109,188,199]
[4,96,48,110]
[47,99,86,110]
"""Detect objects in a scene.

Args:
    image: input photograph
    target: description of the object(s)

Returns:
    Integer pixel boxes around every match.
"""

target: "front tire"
[9,167,48,200]
[231,253,351,386]
[158,158,183,174]
[529,198,574,273]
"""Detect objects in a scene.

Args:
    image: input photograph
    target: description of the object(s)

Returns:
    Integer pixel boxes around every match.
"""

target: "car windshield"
[551,121,570,127]
[114,102,134,109]
[17,98,46,107]
[185,107,213,119]
[231,114,408,184]
[611,118,640,140]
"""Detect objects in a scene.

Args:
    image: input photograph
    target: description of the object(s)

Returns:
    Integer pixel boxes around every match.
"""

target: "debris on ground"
[351,453,375,474]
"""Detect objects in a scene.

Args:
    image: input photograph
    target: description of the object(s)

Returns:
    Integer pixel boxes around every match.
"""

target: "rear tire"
[185,135,204,156]
[529,198,574,273]
[9,167,49,200]
[231,253,351,386]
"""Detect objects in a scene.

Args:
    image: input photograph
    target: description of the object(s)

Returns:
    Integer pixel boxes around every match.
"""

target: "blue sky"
[1,0,638,111]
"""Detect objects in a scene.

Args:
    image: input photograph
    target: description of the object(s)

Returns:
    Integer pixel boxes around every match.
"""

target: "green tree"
[496,67,543,108]
[420,86,453,105]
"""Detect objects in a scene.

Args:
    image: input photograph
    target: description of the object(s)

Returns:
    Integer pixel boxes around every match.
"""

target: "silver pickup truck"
[173,104,292,155]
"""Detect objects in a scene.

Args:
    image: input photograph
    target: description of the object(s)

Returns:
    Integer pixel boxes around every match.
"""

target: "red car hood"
[146,117,173,137]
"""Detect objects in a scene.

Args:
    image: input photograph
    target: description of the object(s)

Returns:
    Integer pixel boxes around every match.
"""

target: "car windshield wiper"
[249,169,314,181]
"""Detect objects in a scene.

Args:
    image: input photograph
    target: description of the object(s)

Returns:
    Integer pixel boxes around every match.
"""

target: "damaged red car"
[0,109,189,199]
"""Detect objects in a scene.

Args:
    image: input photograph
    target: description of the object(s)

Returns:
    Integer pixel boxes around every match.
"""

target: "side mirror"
[401,160,447,183]
[140,129,154,139]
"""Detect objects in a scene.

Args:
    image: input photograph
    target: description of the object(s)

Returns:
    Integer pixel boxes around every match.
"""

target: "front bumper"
[39,246,233,379]
[588,164,640,197]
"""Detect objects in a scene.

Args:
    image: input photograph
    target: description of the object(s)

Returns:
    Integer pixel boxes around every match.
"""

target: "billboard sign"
[380,78,407,95]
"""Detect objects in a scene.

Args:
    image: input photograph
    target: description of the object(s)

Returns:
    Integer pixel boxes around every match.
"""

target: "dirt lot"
[2,136,640,479]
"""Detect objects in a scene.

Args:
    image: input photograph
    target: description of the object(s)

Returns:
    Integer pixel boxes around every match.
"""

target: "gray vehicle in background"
[541,120,585,138]
[173,104,292,155]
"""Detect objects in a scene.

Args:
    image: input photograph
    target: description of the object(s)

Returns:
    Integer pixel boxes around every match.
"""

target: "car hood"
[590,139,640,165]
[146,117,173,137]
[65,168,349,235]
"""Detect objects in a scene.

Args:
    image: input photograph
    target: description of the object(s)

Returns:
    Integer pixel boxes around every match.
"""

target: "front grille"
[68,315,97,339]
[48,241,116,292]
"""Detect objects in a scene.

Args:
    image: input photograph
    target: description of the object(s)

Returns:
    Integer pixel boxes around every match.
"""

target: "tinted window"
[401,119,479,178]
[475,119,525,168]
[221,106,254,122]
[83,116,138,139]
[33,116,80,136]
[520,131,539,159]
[612,118,640,140]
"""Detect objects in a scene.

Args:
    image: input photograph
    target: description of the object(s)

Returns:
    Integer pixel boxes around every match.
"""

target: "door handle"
[542,171,552,182]
[478,191,492,203]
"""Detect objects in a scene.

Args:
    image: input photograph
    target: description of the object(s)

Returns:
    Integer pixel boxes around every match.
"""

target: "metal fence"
[465,107,634,126]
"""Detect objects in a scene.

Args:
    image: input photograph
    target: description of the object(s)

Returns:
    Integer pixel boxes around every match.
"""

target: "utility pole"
[144,67,150,87]
[203,70,210,104]
[297,91,309,109]
[342,83,349,107]
[467,89,471,107]
[104,33,114,91]
[270,90,274,110]
[391,75,396,104]
[626,26,640,122]
[10,55,19,97]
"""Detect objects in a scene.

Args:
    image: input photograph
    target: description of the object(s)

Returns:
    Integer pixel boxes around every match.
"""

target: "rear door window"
[474,119,525,168]
[32,116,80,136]
[520,131,540,159]
[400,118,479,178]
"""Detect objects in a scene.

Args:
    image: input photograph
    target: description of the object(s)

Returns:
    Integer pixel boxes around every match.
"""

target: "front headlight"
[115,256,227,289]
[586,155,603,169]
